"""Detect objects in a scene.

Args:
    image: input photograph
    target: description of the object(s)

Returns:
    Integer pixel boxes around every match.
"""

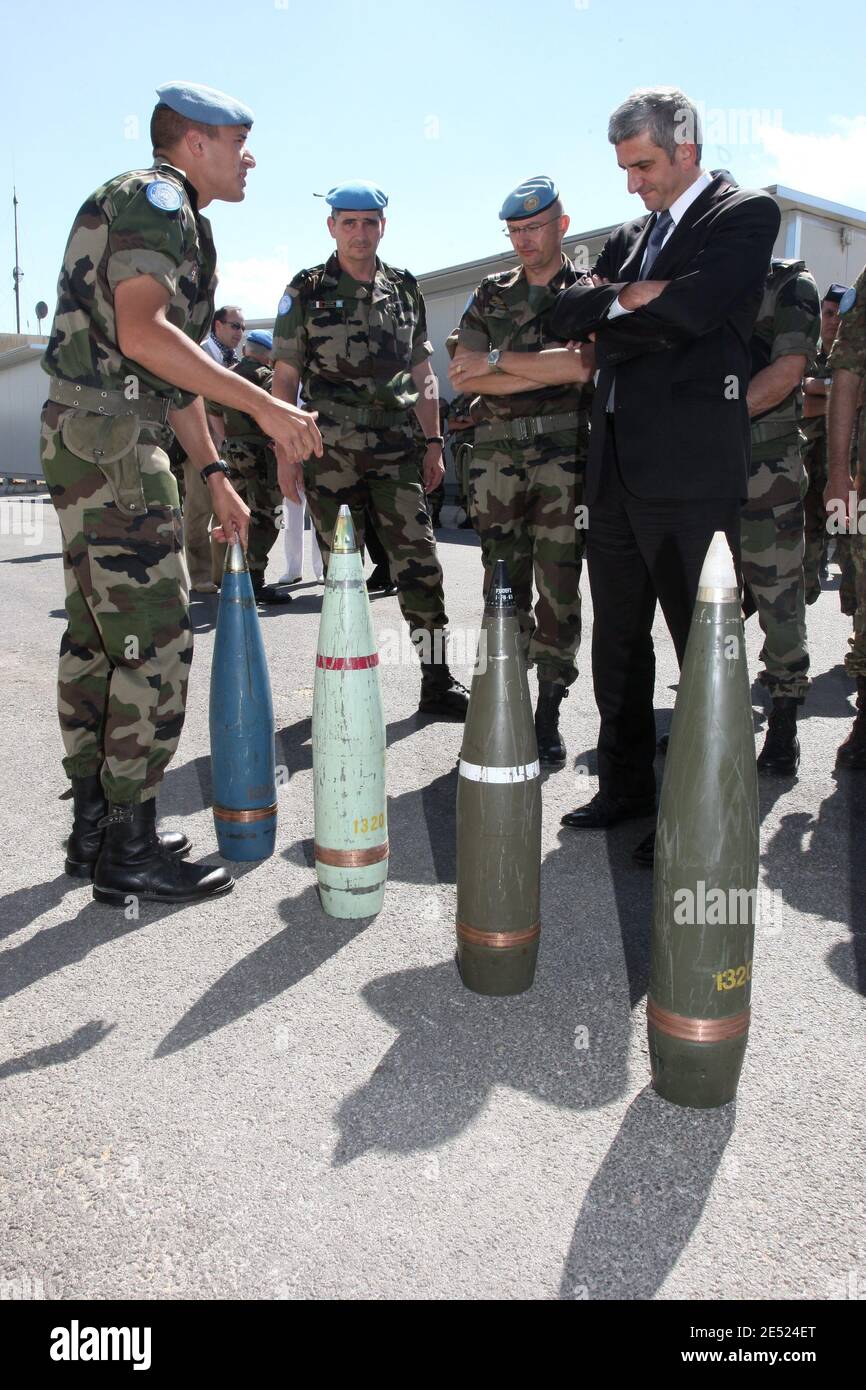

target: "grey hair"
[608,88,702,162]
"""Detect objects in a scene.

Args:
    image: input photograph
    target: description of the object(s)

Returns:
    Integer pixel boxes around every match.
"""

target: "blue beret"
[156,81,254,127]
[499,175,559,222]
[325,181,388,211]
[246,329,273,349]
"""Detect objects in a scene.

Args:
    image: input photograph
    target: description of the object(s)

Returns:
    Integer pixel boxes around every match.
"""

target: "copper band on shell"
[696,585,739,604]
[314,841,389,867]
[456,922,540,950]
[647,997,751,1043]
[214,802,277,824]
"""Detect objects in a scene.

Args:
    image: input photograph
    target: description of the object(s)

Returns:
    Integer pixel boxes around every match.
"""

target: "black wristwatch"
[425,435,445,447]
[200,460,230,483]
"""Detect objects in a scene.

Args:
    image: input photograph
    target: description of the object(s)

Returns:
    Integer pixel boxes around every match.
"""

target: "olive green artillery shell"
[456,565,541,995]
[648,584,759,1108]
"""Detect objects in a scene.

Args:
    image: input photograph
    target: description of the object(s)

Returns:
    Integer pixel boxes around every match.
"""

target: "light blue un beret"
[156,81,254,127]
[246,329,273,349]
[325,181,388,211]
[499,175,559,221]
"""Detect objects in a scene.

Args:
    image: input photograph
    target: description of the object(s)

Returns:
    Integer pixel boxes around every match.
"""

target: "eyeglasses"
[224,320,245,331]
[503,214,562,239]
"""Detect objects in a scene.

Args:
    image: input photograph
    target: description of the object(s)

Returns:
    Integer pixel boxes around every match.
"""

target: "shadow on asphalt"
[153,886,370,1056]
[558,1087,735,1300]
[762,771,866,997]
[0,1020,115,1079]
[0,865,257,1007]
[330,948,631,1167]
[0,552,63,564]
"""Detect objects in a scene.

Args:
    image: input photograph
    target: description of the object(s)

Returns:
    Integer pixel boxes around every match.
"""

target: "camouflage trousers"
[303,423,448,639]
[469,436,584,688]
[843,475,866,679]
[802,425,857,613]
[40,403,192,804]
[222,440,282,578]
[741,440,809,701]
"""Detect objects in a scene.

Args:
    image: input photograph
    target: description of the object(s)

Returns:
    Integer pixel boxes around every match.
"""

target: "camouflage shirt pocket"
[60,413,146,517]
[308,304,349,373]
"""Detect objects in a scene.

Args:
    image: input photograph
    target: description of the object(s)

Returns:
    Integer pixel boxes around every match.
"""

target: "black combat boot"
[534,682,567,766]
[366,565,397,596]
[756,697,800,775]
[837,677,866,769]
[418,663,470,720]
[93,802,234,905]
[251,574,293,605]
[65,775,191,879]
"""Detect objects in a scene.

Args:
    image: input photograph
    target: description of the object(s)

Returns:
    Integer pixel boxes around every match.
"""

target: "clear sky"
[4,0,865,329]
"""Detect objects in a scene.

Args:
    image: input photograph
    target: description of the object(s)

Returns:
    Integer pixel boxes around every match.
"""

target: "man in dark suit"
[557,87,781,863]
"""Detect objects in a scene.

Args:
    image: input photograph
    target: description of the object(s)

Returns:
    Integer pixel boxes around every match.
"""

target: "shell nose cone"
[699,530,737,591]
[332,504,358,554]
[486,558,516,611]
[225,539,248,573]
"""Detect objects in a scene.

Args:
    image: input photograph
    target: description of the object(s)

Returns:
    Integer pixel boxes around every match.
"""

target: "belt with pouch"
[48,377,172,425]
[473,411,579,444]
[309,398,410,430]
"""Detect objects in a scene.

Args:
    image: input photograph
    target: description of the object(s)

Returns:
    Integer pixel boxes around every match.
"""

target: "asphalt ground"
[0,495,864,1303]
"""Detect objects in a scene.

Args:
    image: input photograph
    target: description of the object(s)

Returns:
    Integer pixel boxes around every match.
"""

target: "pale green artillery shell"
[312,547,387,919]
[456,596,541,995]
[649,596,760,1108]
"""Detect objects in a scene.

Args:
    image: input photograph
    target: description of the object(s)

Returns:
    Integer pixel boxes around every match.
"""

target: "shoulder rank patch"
[277,292,294,316]
[840,286,857,315]
[146,180,184,213]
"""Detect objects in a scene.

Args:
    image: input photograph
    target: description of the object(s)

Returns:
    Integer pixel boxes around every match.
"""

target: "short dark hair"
[608,88,703,162]
[150,103,219,156]
[213,306,243,325]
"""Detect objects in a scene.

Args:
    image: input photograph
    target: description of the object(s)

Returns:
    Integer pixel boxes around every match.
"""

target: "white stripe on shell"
[458,759,541,783]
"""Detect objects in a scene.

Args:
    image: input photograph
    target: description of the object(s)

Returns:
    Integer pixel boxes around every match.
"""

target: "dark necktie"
[640,210,673,279]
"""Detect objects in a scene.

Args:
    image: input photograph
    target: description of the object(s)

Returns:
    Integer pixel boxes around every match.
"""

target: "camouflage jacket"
[41,161,217,409]
[800,345,829,446]
[828,266,866,378]
[828,266,866,473]
[453,255,592,423]
[221,356,271,442]
[271,252,433,411]
[749,258,819,459]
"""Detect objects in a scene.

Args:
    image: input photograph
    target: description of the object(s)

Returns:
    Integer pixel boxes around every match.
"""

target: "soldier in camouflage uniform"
[742,257,819,774]
[448,176,593,765]
[801,285,855,611]
[41,81,320,904]
[271,181,467,718]
[825,269,866,766]
[216,329,291,603]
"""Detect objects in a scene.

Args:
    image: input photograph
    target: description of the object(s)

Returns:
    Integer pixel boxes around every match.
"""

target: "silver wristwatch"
[487,348,503,373]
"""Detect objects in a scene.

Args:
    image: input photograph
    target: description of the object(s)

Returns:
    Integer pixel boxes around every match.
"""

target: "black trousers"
[586,417,741,805]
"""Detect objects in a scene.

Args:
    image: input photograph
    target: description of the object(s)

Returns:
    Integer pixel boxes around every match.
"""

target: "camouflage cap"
[499,175,559,221]
[155,81,254,126]
[823,283,851,305]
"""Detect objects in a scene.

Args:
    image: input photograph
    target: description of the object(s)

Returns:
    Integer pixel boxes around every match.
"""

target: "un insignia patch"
[524,194,540,212]
[146,180,183,213]
[277,292,294,316]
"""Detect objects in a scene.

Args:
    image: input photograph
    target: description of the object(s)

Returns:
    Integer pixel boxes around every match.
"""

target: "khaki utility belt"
[474,411,579,444]
[310,398,410,430]
[48,377,172,425]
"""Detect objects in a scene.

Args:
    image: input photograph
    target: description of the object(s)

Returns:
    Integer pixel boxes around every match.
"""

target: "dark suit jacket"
[579,173,781,503]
